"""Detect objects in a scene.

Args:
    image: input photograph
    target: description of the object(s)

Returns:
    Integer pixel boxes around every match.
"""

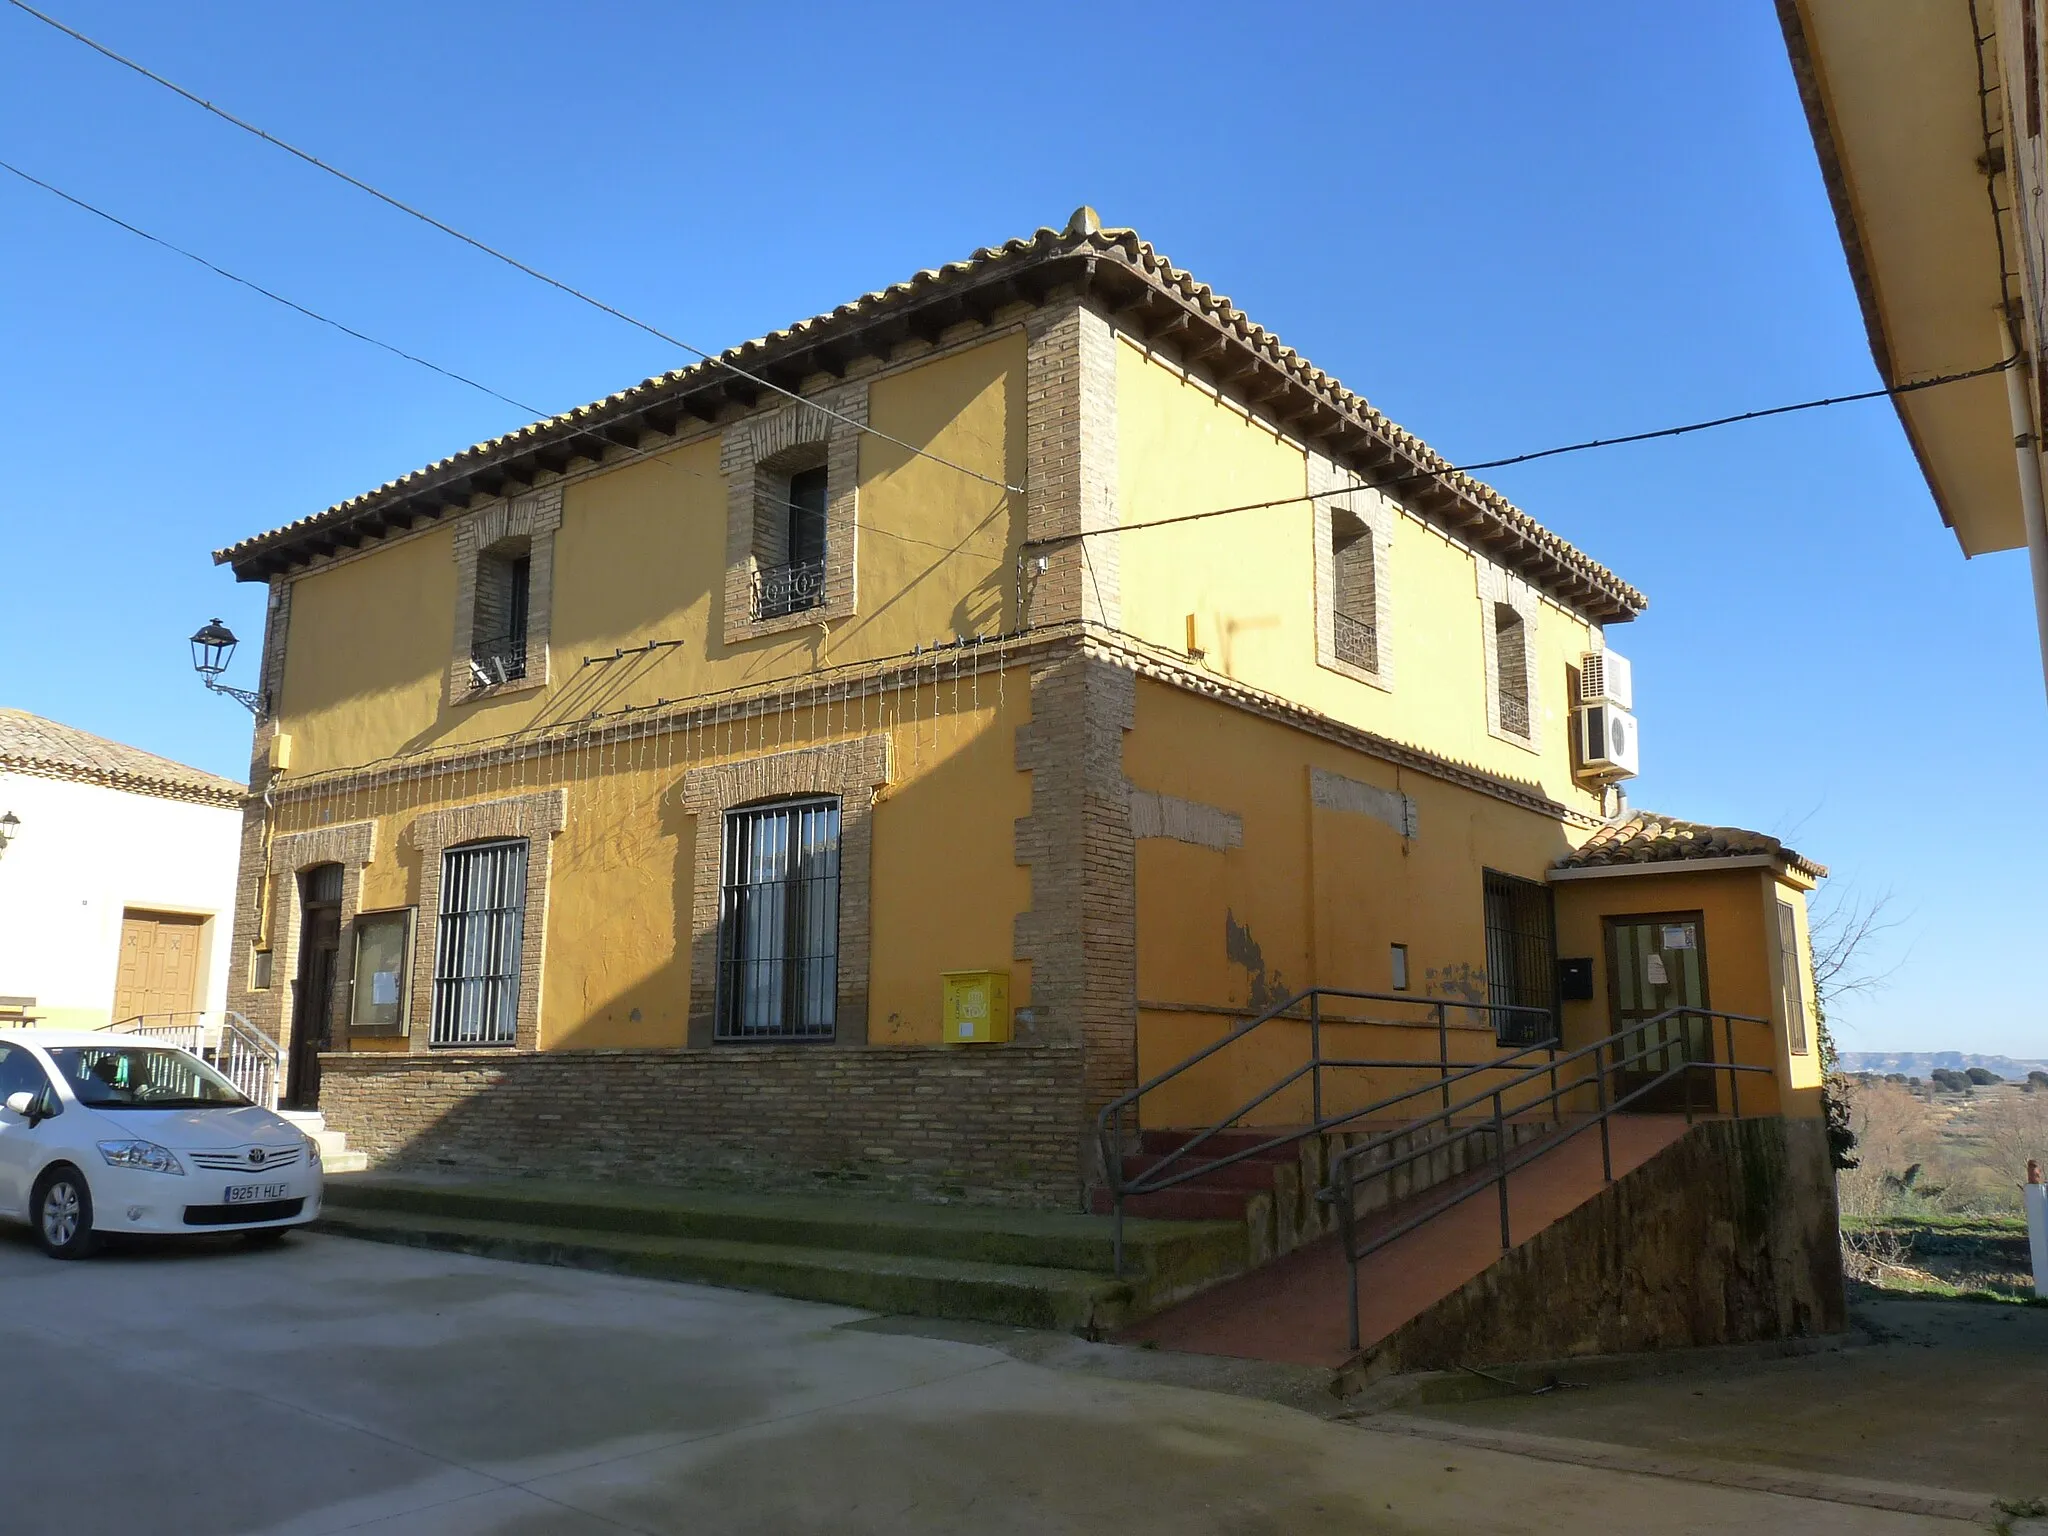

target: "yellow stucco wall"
[275,334,1027,775]
[1114,339,1609,814]
[1125,677,1580,1127]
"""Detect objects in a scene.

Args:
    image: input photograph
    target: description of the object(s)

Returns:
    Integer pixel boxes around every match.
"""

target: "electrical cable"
[1020,357,2018,551]
[3,0,1024,496]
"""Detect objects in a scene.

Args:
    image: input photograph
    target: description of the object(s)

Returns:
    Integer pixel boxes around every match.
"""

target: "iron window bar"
[430,839,527,1047]
[752,558,827,621]
[1483,870,1556,1045]
[716,798,841,1041]
[1323,1004,1774,1352]
[470,631,528,688]
[1498,692,1531,737]
[1333,610,1378,671]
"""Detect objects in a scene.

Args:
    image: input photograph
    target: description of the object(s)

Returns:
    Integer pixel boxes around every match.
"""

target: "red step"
[1136,1128,1303,1163]
[1119,1153,1286,1192]
[1088,1185,1261,1222]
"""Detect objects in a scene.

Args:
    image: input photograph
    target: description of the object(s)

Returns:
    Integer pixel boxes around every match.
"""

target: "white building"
[0,709,244,1031]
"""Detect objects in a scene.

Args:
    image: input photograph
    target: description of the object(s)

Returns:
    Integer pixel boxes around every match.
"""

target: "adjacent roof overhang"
[1778,0,2024,556]
[214,222,1647,624]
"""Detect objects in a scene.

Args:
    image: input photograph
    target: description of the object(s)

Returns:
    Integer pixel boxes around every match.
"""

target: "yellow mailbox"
[942,970,1011,1044]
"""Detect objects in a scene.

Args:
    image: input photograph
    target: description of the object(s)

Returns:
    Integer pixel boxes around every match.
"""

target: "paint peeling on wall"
[1225,909,1290,1011]
[1310,766,1418,839]
[1425,961,1487,1005]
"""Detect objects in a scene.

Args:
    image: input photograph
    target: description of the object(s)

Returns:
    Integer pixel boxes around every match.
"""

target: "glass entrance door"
[1604,913,1709,1112]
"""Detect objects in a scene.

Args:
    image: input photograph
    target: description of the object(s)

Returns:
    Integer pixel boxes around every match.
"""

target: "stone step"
[316,1206,1138,1333]
[323,1175,1244,1287]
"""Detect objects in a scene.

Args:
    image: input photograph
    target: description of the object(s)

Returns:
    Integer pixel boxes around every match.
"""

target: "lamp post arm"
[204,677,267,717]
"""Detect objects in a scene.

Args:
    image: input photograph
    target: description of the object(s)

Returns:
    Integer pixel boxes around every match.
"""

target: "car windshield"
[45,1045,251,1110]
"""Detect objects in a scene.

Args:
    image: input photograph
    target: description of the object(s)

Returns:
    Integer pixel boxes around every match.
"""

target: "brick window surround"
[404,789,567,1052]
[264,820,376,1053]
[1309,452,1394,690]
[1478,557,1543,752]
[720,385,866,646]
[681,736,891,1046]
[447,486,563,705]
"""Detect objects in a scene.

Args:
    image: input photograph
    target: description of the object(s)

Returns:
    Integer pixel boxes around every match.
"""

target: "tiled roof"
[1557,812,1826,879]
[213,212,1647,622]
[0,709,245,808]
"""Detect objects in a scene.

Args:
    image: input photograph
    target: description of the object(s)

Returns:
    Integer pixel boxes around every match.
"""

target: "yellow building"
[212,209,1825,1207]
[1779,0,2048,693]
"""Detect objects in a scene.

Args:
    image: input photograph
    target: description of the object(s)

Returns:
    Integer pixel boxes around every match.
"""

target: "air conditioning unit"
[1577,701,1640,780]
[1578,648,1633,710]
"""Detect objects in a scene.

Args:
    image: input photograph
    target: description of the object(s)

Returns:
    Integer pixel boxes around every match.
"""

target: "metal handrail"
[1095,986,1556,1273]
[104,1008,285,1111]
[1325,1004,1772,1352]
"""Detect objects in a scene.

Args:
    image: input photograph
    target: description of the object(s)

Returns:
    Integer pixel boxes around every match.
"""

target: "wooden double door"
[112,910,206,1023]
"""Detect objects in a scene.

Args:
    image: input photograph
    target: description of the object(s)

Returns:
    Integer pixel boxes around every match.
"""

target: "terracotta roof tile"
[212,215,1646,621]
[0,709,245,808]
[1557,812,1825,879]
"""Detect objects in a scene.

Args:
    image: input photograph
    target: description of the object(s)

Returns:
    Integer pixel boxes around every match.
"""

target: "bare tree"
[1807,885,1907,1170]
[1972,1090,2048,1191]
[1835,1079,1935,1217]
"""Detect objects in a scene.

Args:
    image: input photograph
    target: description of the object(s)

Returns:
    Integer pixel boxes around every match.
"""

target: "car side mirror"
[3,1091,37,1122]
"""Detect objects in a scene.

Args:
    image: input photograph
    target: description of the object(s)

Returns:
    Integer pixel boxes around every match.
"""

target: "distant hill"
[1840,1051,2048,1080]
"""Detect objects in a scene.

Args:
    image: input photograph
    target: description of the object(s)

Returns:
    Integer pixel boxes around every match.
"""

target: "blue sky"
[2,2,2040,1054]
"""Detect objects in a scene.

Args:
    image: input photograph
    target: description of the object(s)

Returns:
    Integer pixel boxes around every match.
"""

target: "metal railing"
[103,1009,286,1110]
[1323,1004,1772,1351]
[1334,611,1378,671]
[753,558,827,620]
[469,632,528,688]
[1096,987,1556,1273]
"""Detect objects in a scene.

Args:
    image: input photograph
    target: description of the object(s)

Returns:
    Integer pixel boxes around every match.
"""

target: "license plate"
[224,1182,290,1204]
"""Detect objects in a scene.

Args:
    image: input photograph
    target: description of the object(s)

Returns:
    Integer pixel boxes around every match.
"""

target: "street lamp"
[189,618,265,716]
[0,811,19,860]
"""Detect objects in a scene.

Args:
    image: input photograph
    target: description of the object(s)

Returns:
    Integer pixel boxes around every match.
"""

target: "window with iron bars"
[752,465,829,621]
[1331,514,1378,672]
[431,839,527,1047]
[1483,868,1556,1046]
[717,798,840,1040]
[470,547,531,688]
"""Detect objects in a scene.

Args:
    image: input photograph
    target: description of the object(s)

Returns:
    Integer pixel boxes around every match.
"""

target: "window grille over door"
[718,798,840,1040]
[1483,869,1556,1044]
[431,840,528,1047]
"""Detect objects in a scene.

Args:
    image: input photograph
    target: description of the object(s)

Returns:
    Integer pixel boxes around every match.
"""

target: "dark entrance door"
[286,864,344,1109]
[1603,912,1709,1113]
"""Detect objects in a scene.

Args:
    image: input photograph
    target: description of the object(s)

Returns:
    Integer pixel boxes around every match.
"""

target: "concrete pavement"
[0,1225,1984,1535]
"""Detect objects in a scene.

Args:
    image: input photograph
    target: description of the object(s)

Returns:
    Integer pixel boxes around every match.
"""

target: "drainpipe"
[2002,350,2048,704]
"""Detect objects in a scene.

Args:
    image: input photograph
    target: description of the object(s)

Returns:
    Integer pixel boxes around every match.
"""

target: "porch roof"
[0,708,246,808]
[1552,811,1826,881]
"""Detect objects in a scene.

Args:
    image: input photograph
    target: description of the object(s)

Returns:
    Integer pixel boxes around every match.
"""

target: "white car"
[0,1030,323,1258]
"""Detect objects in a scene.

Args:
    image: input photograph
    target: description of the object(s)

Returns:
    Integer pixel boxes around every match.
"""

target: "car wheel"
[242,1227,291,1249]
[31,1166,99,1260]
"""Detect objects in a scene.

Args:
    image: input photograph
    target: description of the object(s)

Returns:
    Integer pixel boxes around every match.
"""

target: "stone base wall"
[318,1043,1087,1208]
[1359,1116,1846,1378]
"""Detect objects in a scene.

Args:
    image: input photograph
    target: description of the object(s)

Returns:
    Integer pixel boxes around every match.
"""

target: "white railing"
[103,1010,285,1110]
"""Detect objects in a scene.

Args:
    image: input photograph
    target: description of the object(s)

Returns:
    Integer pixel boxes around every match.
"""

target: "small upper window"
[471,541,531,687]
[1332,512,1378,673]
[1777,901,1810,1056]
[1493,603,1530,739]
[755,464,829,621]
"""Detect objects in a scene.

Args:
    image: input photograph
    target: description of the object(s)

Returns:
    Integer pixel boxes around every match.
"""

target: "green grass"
[1842,1211,2027,1239]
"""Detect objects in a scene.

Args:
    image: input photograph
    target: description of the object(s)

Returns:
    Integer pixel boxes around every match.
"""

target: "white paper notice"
[1661,925,1695,950]
[1644,953,1669,987]
[2026,1184,2048,1300]
[371,971,400,1006]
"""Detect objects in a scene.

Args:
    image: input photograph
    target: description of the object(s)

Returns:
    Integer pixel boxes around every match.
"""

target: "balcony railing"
[753,558,826,621]
[1334,610,1378,672]
[1498,691,1530,737]
[470,632,527,688]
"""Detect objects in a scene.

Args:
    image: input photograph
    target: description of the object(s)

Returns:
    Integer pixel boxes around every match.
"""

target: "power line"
[1020,357,2018,551]
[0,155,1008,568]
[4,0,1024,497]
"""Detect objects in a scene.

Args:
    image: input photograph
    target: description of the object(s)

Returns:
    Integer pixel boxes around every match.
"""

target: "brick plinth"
[318,1042,1086,1207]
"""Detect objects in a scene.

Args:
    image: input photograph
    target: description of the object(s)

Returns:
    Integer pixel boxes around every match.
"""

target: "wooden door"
[287,866,344,1109]
[1603,912,1710,1112]
[113,911,206,1023]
